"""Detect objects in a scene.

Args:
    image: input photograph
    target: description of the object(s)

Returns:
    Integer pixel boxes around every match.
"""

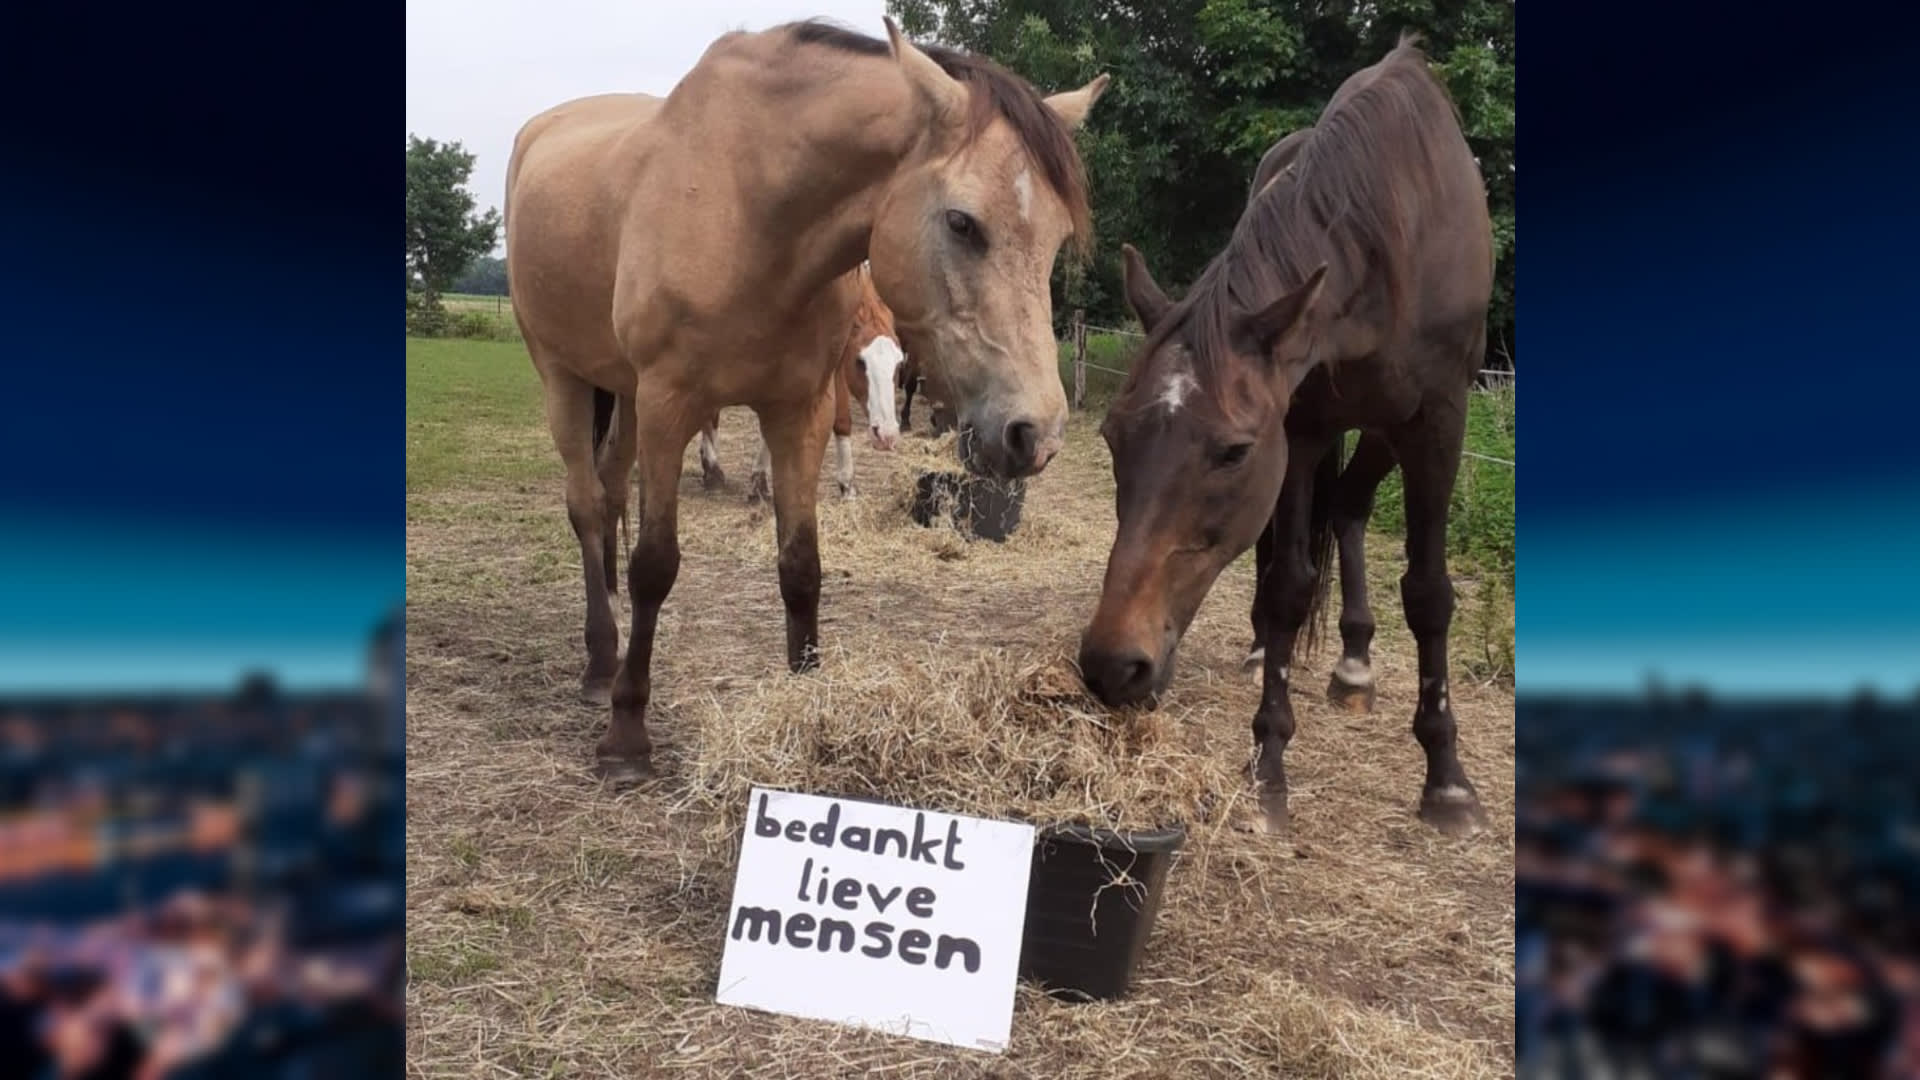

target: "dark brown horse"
[1078,37,1493,835]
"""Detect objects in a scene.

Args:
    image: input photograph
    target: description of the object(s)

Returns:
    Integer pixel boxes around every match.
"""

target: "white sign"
[715,787,1037,1052]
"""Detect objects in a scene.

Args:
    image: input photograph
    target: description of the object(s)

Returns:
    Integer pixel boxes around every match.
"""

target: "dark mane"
[787,19,1093,254]
[1117,37,1461,417]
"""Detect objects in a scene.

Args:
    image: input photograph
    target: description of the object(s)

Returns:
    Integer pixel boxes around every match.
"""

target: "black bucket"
[909,470,1026,542]
[1017,823,1186,1001]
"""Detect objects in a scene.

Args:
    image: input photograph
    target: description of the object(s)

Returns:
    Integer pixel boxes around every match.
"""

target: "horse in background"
[697,262,905,500]
[506,17,1107,783]
[1078,36,1492,835]
[896,351,956,437]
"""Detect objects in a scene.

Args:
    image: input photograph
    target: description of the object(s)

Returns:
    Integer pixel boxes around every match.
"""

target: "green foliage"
[890,0,1515,362]
[406,288,449,337]
[450,255,509,297]
[406,293,520,342]
[449,310,501,340]
[406,135,502,300]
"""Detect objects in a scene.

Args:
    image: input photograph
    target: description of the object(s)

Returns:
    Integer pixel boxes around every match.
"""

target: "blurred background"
[1514,694,1920,1079]
[0,614,404,1078]
[1516,0,1920,1072]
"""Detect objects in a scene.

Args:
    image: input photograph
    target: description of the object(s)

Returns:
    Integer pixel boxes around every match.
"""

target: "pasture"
[405,335,1515,1077]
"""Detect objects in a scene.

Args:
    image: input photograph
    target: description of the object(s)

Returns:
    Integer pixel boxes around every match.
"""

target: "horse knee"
[626,528,680,608]
[776,522,821,608]
[1400,571,1454,639]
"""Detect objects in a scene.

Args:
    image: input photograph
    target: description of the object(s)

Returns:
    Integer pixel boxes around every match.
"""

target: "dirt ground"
[406,399,1515,1078]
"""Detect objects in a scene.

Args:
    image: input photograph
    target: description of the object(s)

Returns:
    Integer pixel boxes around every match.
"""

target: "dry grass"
[406,378,1515,1078]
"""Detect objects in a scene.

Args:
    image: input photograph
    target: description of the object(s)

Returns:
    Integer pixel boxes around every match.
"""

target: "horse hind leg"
[1325,432,1397,713]
[1388,396,1488,833]
[747,438,774,505]
[538,367,620,704]
[595,392,637,620]
[697,414,726,491]
[832,371,856,499]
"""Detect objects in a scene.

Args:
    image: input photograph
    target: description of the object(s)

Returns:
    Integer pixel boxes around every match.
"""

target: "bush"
[449,311,497,340]
[406,291,448,337]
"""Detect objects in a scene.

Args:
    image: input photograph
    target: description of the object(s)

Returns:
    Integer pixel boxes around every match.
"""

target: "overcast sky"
[407,0,891,253]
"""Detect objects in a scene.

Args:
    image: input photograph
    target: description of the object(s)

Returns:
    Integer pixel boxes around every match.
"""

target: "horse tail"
[1295,434,1346,663]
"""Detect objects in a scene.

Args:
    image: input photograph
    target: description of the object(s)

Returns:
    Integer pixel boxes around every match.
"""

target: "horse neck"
[662,45,935,312]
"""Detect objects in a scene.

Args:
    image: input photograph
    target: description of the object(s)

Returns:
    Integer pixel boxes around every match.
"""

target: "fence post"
[1071,308,1087,411]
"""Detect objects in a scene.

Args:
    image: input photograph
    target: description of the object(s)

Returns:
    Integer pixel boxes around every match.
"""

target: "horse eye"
[945,210,976,238]
[856,357,868,374]
[1216,443,1252,468]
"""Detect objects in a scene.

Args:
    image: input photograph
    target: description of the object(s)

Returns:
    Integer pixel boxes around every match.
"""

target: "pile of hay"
[683,638,1246,845]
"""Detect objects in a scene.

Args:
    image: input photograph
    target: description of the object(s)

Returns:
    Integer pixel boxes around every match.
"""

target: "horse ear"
[1236,264,1328,365]
[884,17,968,129]
[1120,244,1172,333]
[1044,73,1111,131]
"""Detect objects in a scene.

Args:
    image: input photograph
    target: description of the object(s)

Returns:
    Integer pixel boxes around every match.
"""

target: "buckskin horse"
[506,18,1107,783]
[694,262,906,502]
[1077,36,1492,834]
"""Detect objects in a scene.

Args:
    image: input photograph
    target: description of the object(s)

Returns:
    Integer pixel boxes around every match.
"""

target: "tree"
[405,135,501,302]
[450,255,509,297]
[889,0,1514,365]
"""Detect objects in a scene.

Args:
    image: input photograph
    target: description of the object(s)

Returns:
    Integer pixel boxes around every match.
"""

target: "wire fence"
[423,296,1515,469]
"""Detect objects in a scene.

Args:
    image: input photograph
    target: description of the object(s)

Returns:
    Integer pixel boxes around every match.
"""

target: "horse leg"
[1248,436,1330,834]
[599,401,699,785]
[1325,432,1397,713]
[747,438,774,505]
[537,368,620,703]
[596,393,637,619]
[757,396,832,672]
[899,373,917,433]
[697,413,726,491]
[1388,396,1488,832]
[832,370,856,499]
[1243,508,1278,675]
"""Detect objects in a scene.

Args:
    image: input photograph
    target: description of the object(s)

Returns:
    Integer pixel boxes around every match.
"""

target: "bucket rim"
[1037,822,1187,853]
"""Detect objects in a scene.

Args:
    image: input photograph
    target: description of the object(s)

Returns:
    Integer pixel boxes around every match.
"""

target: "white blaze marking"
[857,334,904,444]
[1013,167,1033,223]
[1158,368,1197,413]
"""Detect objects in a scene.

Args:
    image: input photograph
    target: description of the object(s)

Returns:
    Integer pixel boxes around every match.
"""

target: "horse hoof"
[1326,677,1376,714]
[838,484,856,500]
[1419,785,1489,835]
[702,467,727,492]
[596,755,652,789]
[581,677,613,706]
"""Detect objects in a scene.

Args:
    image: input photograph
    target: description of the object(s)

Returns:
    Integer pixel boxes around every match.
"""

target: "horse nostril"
[1005,420,1038,468]
[1080,645,1156,706]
